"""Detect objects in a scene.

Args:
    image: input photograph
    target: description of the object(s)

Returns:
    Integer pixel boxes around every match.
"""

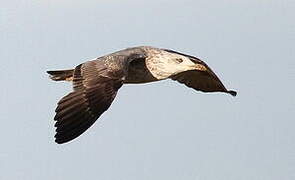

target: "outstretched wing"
[171,70,236,96]
[53,60,124,144]
[167,50,236,96]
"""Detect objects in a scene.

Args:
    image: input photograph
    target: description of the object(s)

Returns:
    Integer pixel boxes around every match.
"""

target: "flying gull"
[47,46,237,144]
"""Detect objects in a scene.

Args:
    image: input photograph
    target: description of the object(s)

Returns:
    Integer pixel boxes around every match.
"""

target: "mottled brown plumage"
[47,46,236,144]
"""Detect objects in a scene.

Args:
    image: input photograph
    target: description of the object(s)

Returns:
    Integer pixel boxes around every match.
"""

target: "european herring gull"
[47,46,237,144]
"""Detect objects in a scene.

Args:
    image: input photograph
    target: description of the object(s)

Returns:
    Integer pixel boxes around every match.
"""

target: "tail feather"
[47,69,74,81]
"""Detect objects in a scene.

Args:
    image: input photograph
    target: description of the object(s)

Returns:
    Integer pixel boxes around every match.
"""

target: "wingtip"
[54,135,69,144]
[228,90,237,97]
[55,139,63,144]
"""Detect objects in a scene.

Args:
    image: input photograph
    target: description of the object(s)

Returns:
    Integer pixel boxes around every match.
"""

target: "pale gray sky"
[0,0,294,179]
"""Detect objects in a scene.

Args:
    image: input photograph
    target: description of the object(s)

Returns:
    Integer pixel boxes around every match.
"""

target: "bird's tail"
[47,69,74,81]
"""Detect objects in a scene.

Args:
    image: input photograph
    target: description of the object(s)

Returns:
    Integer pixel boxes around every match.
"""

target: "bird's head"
[161,49,208,74]
[167,55,208,75]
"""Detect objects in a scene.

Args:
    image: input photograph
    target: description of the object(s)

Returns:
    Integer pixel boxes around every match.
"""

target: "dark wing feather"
[171,70,236,96]
[54,61,124,144]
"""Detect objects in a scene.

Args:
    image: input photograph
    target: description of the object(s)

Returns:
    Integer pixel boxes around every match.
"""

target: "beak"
[192,64,207,71]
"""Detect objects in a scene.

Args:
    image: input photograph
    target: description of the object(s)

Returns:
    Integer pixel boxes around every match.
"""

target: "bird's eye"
[175,58,183,63]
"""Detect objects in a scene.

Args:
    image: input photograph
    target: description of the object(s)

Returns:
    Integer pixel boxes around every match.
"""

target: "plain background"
[1,0,294,179]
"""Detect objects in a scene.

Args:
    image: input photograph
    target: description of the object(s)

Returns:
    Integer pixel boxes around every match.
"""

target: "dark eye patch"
[175,58,183,63]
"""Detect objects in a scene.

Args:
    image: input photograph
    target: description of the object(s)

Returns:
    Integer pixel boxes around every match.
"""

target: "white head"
[161,50,207,75]
[144,47,207,80]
